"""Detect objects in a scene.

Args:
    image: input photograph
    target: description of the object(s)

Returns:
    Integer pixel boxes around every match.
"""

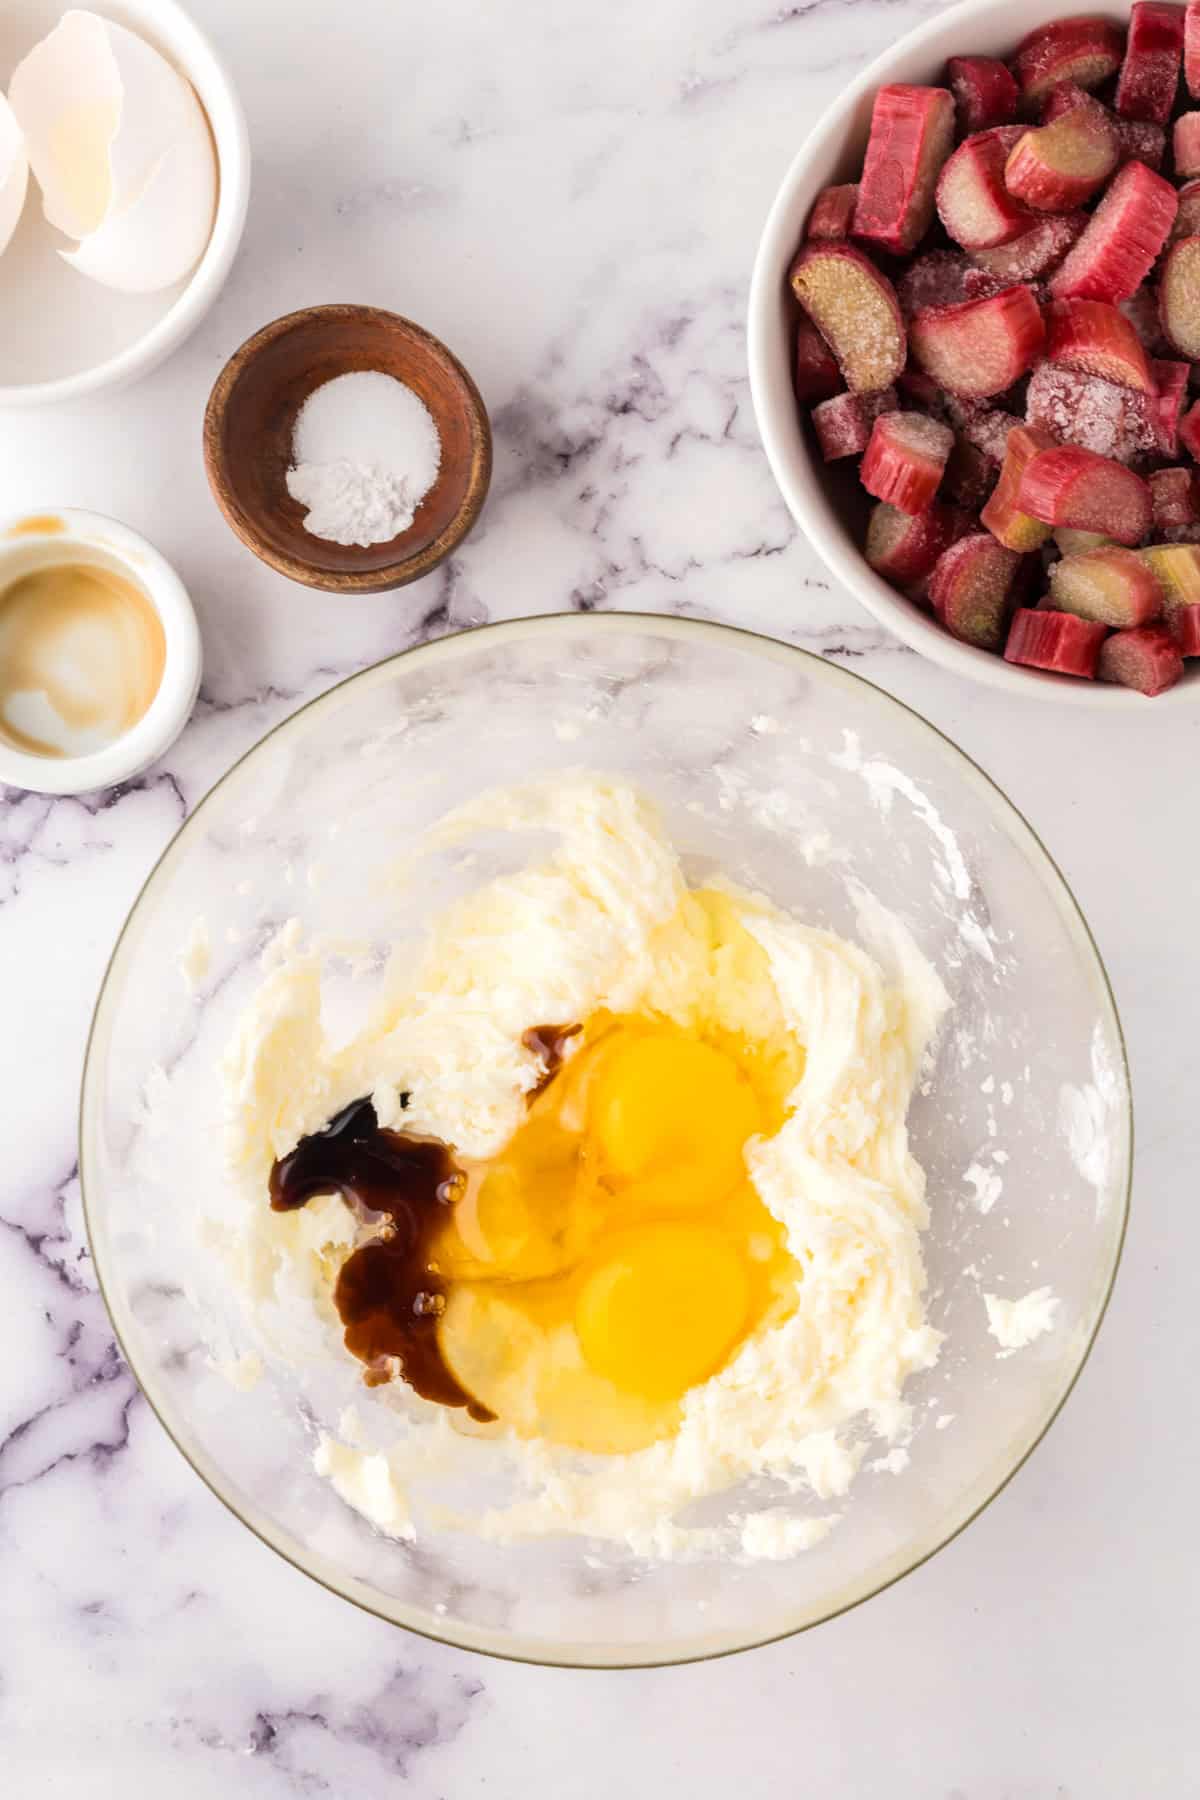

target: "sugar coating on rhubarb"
[791,244,906,393]
[1025,363,1158,464]
[1049,545,1165,626]
[1098,623,1184,693]
[1014,17,1126,102]
[1115,1,1186,125]
[910,286,1045,398]
[929,533,1025,649]
[970,212,1085,281]
[898,252,972,317]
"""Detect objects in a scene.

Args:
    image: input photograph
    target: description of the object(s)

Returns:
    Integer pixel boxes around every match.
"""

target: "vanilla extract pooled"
[268,1098,493,1418]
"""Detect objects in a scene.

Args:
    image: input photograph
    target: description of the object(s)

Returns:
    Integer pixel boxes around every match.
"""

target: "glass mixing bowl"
[81,615,1130,1667]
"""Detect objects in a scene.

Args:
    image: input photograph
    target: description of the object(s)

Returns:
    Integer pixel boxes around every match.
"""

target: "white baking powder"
[286,370,441,548]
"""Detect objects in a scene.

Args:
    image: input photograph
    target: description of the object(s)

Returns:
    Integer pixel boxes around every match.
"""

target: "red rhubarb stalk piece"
[1004,99,1118,211]
[1115,2,1186,124]
[1149,466,1198,527]
[806,184,859,241]
[942,435,996,509]
[1179,396,1200,460]
[969,211,1085,281]
[1115,118,1167,167]
[1017,445,1152,544]
[897,252,972,317]
[1098,622,1185,691]
[981,424,1057,550]
[1025,362,1156,463]
[928,533,1026,649]
[1048,160,1178,303]
[1049,546,1164,626]
[1170,602,1200,650]
[1148,359,1189,456]
[1170,178,1200,244]
[794,316,842,403]
[1015,17,1126,103]
[1159,237,1200,359]
[1004,608,1109,676]
[865,500,966,587]
[852,84,956,255]
[790,243,906,394]
[1174,111,1200,175]
[909,286,1045,399]
[937,128,1033,249]
[1187,0,1200,95]
[946,57,1020,132]
[860,411,954,513]
[811,388,898,460]
[1044,298,1155,392]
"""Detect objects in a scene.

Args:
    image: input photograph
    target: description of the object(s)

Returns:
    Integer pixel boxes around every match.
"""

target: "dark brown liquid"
[522,1023,582,1100]
[268,1098,493,1419]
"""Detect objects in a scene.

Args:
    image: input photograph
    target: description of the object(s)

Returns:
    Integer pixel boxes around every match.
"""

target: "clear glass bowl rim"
[78,611,1133,1669]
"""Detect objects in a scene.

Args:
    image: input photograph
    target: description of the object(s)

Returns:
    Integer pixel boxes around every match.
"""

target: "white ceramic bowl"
[748,0,1199,706]
[0,0,250,407]
[0,508,201,792]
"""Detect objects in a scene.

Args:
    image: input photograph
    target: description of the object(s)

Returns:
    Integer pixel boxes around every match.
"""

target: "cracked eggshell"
[0,94,29,260]
[8,8,217,295]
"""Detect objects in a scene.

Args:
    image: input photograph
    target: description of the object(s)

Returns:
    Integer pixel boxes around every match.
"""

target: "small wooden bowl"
[202,306,492,594]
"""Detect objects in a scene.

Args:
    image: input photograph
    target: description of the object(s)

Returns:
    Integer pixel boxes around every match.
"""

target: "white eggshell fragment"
[8,8,217,294]
[0,94,29,260]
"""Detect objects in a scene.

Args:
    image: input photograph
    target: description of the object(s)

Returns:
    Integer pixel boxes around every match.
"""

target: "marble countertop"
[1,0,1193,1791]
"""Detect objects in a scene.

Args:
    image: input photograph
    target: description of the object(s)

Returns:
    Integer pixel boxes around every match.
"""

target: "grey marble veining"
[1,0,1195,1793]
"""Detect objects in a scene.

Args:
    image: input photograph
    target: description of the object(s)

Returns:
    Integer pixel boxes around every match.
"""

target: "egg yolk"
[574,1223,750,1400]
[433,1012,798,1449]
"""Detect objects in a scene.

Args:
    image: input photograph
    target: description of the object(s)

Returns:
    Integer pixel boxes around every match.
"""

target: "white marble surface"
[0,0,1194,1791]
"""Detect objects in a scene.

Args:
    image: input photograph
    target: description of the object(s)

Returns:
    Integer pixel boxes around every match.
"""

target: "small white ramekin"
[748,0,1200,707]
[0,509,201,794]
[0,0,250,409]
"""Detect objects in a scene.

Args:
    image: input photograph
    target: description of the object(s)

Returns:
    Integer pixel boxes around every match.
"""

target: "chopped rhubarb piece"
[1017,445,1152,543]
[1170,601,1200,648]
[1188,0,1200,94]
[929,533,1025,649]
[1115,118,1167,167]
[1115,2,1185,123]
[943,435,997,507]
[938,129,1033,249]
[1049,545,1164,625]
[865,500,965,586]
[1004,607,1108,675]
[1180,397,1200,458]
[1150,466,1198,526]
[1120,287,1168,353]
[1005,100,1119,211]
[897,252,972,317]
[1015,17,1126,103]
[982,423,1057,549]
[1175,112,1200,174]
[860,411,955,512]
[811,387,898,460]
[961,408,1024,464]
[790,243,906,394]
[1170,178,1200,245]
[853,84,956,255]
[1098,621,1185,689]
[1138,541,1200,621]
[1049,161,1178,302]
[910,286,1045,398]
[1149,358,1189,453]
[1055,526,1114,553]
[1025,362,1155,462]
[1159,237,1200,358]
[1041,78,1094,121]
[806,184,859,241]
[794,316,842,402]
[970,211,1085,280]
[1044,298,1155,391]
[946,56,1020,132]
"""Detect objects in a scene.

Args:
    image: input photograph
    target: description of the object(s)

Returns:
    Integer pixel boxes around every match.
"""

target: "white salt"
[286,370,441,548]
